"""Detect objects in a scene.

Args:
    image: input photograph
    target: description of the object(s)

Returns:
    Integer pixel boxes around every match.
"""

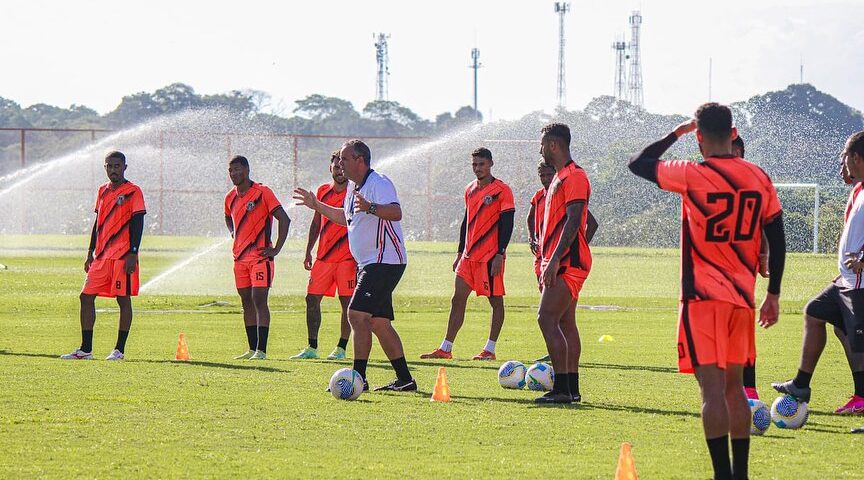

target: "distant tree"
[0,98,30,128]
[293,94,359,121]
[201,90,256,116]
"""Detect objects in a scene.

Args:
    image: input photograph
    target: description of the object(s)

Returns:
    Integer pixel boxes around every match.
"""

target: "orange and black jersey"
[224,182,282,262]
[315,183,352,263]
[92,181,146,261]
[541,162,592,274]
[530,187,547,260]
[460,178,515,263]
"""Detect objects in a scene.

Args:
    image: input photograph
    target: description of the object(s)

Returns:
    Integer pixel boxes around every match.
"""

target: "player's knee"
[803,314,825,330]
[79,292,95,303]
[305,294,320,309]
[348,313,370,330]
[251,292,268,308]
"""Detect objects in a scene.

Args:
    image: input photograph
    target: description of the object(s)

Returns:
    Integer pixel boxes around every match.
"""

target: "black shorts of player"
[349,263,406,321]
[805,281,864,353]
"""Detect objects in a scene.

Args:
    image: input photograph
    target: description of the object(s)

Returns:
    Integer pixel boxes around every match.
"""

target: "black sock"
[706,435,732,480]
[793,369,813,389]
[353,359,368,380]
[569,372,580,397]
[257,326,269,353]
[337,337,349,349]
[553,372,569,394]
[390,357,412,382]
[731,437,750,480]
[743,362,756,389]
[81,330,93,353]
[309,337,318,349]
[853,371,864,397]
[115,330,130,353]
[245,326,257,350]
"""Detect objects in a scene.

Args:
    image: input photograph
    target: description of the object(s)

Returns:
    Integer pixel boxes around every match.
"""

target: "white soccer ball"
[498,360,527,389]
[770,395,809,429]
[525,362,554,391]
[329,368,365,400]
[748,399,771,435]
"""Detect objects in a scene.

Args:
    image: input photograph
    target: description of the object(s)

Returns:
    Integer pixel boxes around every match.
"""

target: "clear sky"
[1,0,861,121]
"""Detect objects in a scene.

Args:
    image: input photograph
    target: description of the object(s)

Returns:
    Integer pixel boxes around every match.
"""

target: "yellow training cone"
[598,334,616,343]
[615,442,639,480]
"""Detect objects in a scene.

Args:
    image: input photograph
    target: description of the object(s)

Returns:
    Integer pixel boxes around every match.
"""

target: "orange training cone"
[430,367,451,402]
[615,442,639,480]
[175,332,190,361]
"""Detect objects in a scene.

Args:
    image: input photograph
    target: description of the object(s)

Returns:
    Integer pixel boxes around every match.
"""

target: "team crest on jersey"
[483,195,493,205]
[246,201,256,211]
[116,195,126,205]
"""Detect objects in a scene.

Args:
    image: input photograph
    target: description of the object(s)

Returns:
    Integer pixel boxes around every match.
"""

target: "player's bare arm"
[85,218,97,273]
[585,209,598,244]
[354,191,402,221]
[454,210,467,271]
[293,187,347,226]
[224,214,234,238]
[542,201,585,287]
[304,211,321,271]
[527,203,538,255]
[260,206,291,258]
[628,119,696,182]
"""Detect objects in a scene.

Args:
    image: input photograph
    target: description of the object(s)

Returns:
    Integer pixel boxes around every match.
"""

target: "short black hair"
[105,151,126,163]
[847,131,864,159]
[229,155,249,168]
[471,147,493,160]
[695,103,733,141]
[732,135,745,157]
[344,139,371,166]
[540,123,571,147]
[330,150,340,163]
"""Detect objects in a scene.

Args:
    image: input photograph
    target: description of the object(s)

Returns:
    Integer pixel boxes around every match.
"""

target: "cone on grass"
[614,442,638,480]
[430,367,451,402]
[175,332,190,361]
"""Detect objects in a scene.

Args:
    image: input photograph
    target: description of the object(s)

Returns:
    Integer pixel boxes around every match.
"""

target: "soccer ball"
[498,360,527,389]
[525,362,554,391]
[329,368,365,401]
[770,395,809,429]
[748,399,771,435]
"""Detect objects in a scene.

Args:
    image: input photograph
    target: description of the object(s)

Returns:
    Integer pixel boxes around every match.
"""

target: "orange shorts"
[677,300,755,374]
[456,257,505,297]
[539,263,587,300]
[233,258,274,289]
[534,257,542,281]
[82,258,139,298]
[307,259,357,297]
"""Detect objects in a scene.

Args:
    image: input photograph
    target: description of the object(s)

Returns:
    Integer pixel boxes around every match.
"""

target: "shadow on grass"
[580,361,678,374]
[574,401,701,418]
[280,358,499,372]
[0,350,60,360]
[130,358,287,373]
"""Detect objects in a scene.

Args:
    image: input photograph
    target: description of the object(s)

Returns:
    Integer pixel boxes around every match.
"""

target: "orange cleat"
[472,350,496,361]
[420,348,453,359]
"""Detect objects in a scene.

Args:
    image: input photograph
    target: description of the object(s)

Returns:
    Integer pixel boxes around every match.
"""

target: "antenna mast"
[555,2,570,110]
[373,33,390,101]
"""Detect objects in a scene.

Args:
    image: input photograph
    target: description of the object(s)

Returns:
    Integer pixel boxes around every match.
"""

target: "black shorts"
[805,282,864,353]
[349,263,406,321]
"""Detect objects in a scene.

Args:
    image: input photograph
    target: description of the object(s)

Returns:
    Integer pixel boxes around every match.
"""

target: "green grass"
[0,235,859,479]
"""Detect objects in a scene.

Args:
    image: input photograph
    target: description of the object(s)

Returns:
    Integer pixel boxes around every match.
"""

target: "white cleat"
[105,349,125,361]
[60,349,93,360]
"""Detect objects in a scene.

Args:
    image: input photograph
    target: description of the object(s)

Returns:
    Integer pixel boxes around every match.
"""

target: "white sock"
[484,339,496,353]
[440,340,453,352]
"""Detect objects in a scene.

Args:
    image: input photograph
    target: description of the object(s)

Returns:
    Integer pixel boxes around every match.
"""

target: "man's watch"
[368,203,378,216]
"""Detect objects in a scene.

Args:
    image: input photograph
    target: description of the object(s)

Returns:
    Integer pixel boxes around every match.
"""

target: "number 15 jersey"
[657,157,782,308]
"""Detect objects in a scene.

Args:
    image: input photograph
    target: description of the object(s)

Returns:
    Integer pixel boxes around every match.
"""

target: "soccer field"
[0,235,859,479]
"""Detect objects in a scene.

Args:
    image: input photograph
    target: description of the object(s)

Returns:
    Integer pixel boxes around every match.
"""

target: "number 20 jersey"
[656,156,782,308]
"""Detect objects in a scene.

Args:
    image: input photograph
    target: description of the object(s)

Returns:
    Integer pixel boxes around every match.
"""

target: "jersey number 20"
[705,191,763,242]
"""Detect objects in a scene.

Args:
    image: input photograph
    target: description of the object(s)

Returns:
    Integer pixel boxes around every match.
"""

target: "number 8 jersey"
[657,156,782,308]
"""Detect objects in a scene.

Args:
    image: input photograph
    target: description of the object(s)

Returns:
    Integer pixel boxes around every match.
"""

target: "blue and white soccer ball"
[498,360,527,389]
[525,362,554,391]
[770,394,809,429]
[329,368,365,401]
[748,399,771,435]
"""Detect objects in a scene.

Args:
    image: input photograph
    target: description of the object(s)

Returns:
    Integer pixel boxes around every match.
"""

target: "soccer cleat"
[105,349,124,361]
[248,350,267,360]
[534,390,572,404]
[419,348,453,360]
[327,347,346,360]
[373,378,418,392]
[745,387,760,400]
[834,395,864,414]
[60,349,93,360]
[572,393,582,403]
[233,349,255,360]
[534,354,551,362]
[290,346,318,359]
[472,350,496,361]
[771,379,811,403]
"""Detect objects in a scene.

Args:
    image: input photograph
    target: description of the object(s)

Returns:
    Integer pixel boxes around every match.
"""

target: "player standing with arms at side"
[629,103,786,480]
[528,160,556,285]
[225,155,291,361]
[292,152,355,360]
[420,147,515,361]
[62,151,146,361]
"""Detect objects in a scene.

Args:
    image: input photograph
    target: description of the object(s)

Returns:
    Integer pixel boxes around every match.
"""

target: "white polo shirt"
[344,169,408,267]
[838,182,864,290]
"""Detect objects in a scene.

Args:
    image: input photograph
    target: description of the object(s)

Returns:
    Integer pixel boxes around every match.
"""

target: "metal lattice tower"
[627,10,644,108]
[469,48,482,119]
[554,2,570,110]
[373,33,390,101]
[612,37,627,101]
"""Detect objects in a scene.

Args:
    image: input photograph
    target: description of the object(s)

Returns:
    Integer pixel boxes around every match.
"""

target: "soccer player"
[629,103,786,480]
[293,139,416,391]
[534,123,593,404]
[420,147,515,361]
[528,160,557,285]
[224,155,291,361]
[292,151,355,360]
[772,130,864,415]
[61,151,146,361]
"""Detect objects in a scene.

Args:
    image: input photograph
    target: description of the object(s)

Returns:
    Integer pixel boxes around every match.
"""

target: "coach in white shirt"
[294,139,416,392]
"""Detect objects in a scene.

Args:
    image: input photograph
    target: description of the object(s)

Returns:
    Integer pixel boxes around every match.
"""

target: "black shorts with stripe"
[805,281,864,353]
[349,263,406,321]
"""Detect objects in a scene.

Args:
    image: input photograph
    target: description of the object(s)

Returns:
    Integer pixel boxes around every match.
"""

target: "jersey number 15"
[705,191,763,242]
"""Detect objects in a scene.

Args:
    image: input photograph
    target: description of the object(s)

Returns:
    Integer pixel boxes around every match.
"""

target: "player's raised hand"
[124,253,138,274]
[304,252,313,271]
[490,253,504,277]
[843,252,864,274]
[674,119,697,138]
[293,188,318,210]
[84,253,94,273]
[354,191,371,213]
[758,292,780,328]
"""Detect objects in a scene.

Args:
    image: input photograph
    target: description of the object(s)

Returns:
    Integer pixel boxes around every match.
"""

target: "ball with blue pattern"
[525,362,554,391]
[770,394,809,429]
[748,399,771,435]
[329,368,365,401]
[498,360,527,389]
